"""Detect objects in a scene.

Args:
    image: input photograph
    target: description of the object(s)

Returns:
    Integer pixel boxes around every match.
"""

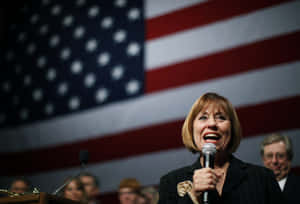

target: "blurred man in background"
[79,172,100,204]
[260,133,300,203]
[140,186,158,204]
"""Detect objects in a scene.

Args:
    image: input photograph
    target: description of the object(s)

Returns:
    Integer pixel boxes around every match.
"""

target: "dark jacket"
[283,173,300,203]
[158,155,284,204]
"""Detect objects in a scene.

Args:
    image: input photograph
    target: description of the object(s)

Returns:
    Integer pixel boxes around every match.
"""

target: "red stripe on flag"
[239,96,300,137]
[146,31,300,93]
[146,0,292,40]
[1,96,300,175]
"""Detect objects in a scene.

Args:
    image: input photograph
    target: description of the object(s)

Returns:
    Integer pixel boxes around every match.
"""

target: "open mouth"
[204,133,220,143]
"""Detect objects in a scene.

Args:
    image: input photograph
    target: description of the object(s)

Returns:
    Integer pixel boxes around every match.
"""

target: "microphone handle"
[204,153,214,168]
[203,153,215,204]
[53,178,71,195]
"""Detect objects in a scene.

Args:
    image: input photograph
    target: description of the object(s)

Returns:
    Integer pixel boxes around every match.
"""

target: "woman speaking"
[158,92,283,204]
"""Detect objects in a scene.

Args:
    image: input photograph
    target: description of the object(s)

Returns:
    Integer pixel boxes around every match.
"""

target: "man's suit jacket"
[283,173,300,203]
[158,155,284,204]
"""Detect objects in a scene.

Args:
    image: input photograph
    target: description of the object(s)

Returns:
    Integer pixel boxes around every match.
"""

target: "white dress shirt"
[278,176,287,191]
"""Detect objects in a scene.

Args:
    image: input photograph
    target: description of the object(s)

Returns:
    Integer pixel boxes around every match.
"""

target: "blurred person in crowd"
[158,92,283,204]
[261,133,300,203]
[118,178,141,204]
[136,192,150,204]
[79,172,100,204]
[140,186,159,204]
[9,176,31,194]
[61,177,88,204]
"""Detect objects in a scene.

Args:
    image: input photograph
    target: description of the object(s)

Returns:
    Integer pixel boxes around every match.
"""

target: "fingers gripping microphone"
[202,143,216,204]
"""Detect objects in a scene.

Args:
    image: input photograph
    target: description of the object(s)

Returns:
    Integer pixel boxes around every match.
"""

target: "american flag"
[1,0,300,202]
[1,0,144,126]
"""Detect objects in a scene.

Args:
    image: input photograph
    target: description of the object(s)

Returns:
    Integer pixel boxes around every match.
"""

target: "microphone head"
[202,143,216,155]
[79,150,89,165]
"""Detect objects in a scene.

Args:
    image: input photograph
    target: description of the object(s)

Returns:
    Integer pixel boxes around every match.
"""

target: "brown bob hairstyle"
[118,178,141,192]
[182,92,242,154]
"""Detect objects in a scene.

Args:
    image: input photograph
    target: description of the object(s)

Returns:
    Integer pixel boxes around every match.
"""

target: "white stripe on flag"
[145,0,207,18]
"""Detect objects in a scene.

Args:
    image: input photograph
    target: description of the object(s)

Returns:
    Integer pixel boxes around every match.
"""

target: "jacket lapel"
[180,156,248,203]
[222,156,248,194]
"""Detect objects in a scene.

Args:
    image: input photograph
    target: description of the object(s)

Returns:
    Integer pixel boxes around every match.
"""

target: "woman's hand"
[192,168,222,197]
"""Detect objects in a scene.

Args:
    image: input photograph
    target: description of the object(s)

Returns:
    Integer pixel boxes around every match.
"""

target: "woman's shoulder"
[160,162,198,185]
[161,165,193,179]
[232,156,275,177]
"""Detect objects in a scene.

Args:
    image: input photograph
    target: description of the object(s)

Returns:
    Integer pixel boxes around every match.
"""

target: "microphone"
[202,143,216,204]
[79,149,89,170]
[52,150,89,195]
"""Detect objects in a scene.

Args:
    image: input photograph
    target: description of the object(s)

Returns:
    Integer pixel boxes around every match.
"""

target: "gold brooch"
[177,180,193,197]
[177,180,199,204]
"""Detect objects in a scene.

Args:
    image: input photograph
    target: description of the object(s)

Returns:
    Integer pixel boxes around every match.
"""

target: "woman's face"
[118,187,139,204]
[193,102,231,153]
[64,180,84,202]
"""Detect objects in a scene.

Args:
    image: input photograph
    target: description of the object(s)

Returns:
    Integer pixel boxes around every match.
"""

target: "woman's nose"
[207,117,217,127]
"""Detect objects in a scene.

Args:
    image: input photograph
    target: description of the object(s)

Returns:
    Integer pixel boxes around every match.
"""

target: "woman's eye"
[199,115,207,120]
[216,115,226,120]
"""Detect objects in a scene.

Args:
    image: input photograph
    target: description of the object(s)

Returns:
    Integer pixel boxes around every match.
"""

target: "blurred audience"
[118,178,141,204]
[140,186,159,204]
[79,172,100,204]
[261,133,300,203]
[9,176,31,194]
[61,177,88,204]
[136,192,149,204]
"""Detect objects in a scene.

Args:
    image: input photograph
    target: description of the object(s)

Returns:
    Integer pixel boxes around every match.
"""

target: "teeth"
[204,133,220,140]
[205,134,217,137]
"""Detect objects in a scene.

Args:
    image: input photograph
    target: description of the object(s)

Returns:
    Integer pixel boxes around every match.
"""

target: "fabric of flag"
[0,0,300,202]
[0,0,144,126]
